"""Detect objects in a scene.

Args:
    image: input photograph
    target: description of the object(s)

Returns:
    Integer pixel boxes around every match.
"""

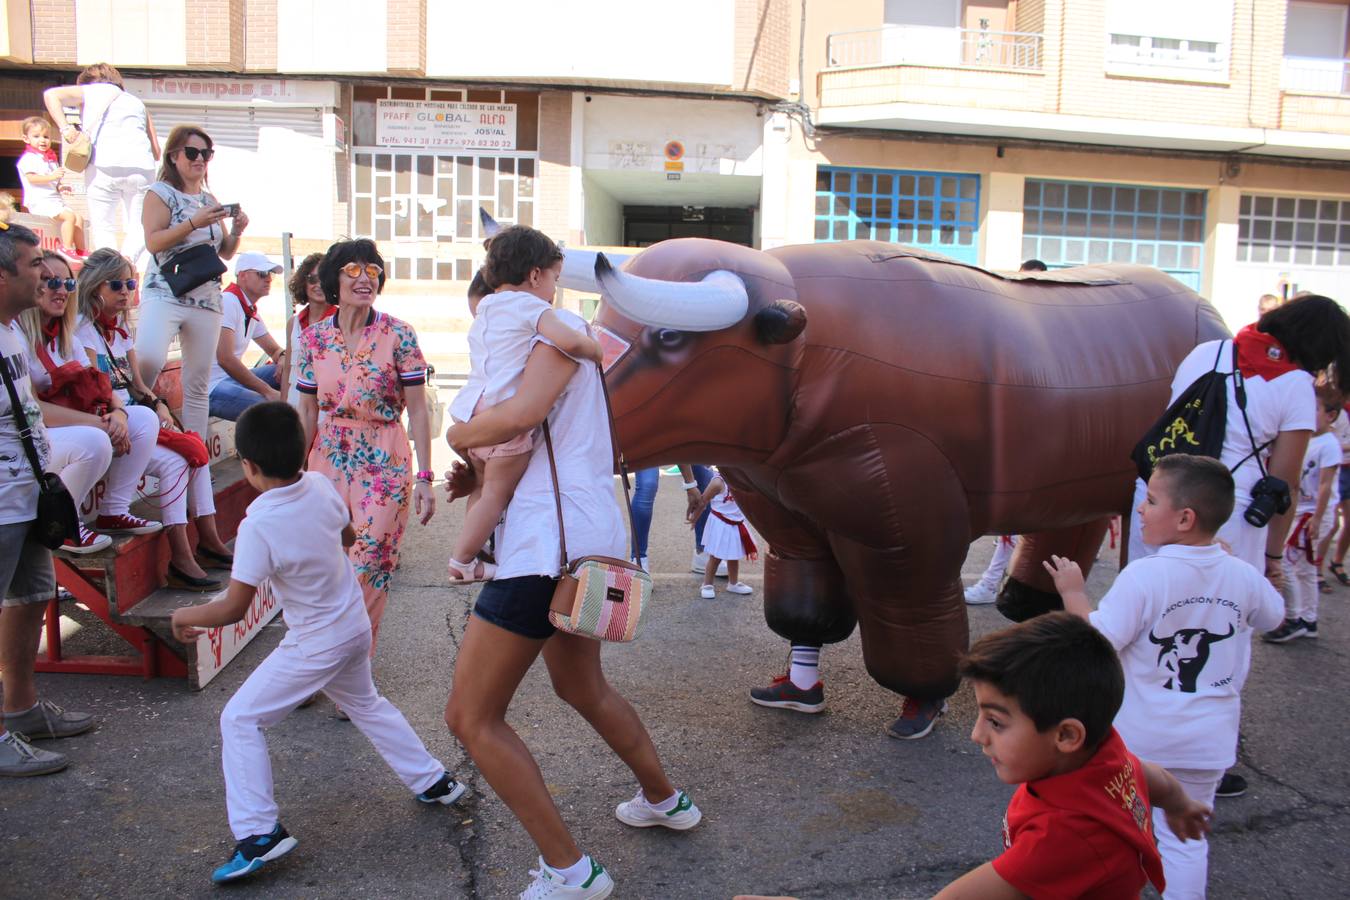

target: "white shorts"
[27,198,70,219]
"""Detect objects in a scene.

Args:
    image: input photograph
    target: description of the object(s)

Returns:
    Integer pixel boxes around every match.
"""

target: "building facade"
[0,0,1348,368]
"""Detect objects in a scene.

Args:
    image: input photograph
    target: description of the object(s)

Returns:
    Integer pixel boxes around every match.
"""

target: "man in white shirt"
[208,252,285,421]
[0,222,91,777]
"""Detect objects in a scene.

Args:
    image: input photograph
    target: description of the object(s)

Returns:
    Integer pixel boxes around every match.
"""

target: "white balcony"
[825,25,1043,73]
[1282,56,1350,95]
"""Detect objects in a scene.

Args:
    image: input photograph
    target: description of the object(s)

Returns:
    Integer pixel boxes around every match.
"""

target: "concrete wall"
[582,173,623,245]
[581,95,764,176]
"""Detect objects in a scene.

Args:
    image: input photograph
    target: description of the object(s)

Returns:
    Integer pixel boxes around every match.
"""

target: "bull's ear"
[754,300,806,344]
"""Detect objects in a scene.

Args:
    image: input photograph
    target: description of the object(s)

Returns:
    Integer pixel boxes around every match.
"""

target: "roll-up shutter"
[146,104,323,152]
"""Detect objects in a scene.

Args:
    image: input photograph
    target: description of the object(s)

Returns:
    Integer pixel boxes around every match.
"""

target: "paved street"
[4,466,1349,899]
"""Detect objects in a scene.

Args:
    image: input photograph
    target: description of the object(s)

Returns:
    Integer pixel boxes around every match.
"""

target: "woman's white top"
[79,83,155,172]
[141,182,225,312]
[449,290,552,424]
[492,310,625,580]
[24,329,90,394]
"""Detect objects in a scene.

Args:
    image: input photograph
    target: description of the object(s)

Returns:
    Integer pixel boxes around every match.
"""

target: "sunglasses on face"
[104,279,138,293]
[44,277,76,291]
[180,146,214,162]
[340,262,383,280]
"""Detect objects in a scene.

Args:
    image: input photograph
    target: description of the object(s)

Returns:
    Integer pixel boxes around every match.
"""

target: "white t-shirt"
[231,472,371,655]
[208,287,271,390]
[709,469,746,523]
[79,82,155,171]
[449,290,552,423]
[1297,432,1342,514]
[0,321,51,526]
[1090,543,1284,769]
[1329,408,1350,466]
[26,329,91,395]
[16,151,63,216]
[76,316,134,405]
[492,310,626,580]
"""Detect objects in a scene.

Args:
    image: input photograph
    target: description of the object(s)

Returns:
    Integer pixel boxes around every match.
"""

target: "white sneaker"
[519,857,613,899]
[638,556,649,572]
[615,788,702,831]
[725,581,754,595]
[699,584,715,599]
[691,549,709,573]
[964,582,998,605]
[716,560,729,577]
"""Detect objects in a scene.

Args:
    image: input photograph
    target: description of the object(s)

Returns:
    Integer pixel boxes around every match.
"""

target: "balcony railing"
[1282,56,1350,95]
[825,25,1043,72]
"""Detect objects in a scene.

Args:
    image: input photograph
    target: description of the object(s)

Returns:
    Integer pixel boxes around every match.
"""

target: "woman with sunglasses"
[77,248,233,591]
[15,252,117,553]
[295,240,436,659]
[279,252,333,408]
[134,124,247,442]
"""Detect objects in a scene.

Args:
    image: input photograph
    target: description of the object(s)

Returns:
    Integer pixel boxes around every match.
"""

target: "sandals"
[1331,561,1350,586]
[447,557,497,584]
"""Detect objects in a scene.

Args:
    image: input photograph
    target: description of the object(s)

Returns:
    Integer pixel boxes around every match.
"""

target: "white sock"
[551,855,593,886]
[648,789,680,812]
[789,645,820,689]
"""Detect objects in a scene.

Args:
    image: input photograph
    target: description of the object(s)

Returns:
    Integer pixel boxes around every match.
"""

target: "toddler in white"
[172,402,466,885]
[690,468,757,598]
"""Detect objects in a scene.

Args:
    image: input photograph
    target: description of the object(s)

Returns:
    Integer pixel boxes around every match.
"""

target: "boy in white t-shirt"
[15,117,85,253]
[1267,385,1343,642]
[1045,454,1284,899]
[171,402,466,884]
[445,228,602,583]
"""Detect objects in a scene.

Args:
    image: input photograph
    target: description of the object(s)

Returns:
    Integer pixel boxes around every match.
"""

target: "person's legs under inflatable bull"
[995,518,1114,623]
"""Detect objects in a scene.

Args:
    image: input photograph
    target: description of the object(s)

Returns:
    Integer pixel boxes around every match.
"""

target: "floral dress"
[296,310,427,651]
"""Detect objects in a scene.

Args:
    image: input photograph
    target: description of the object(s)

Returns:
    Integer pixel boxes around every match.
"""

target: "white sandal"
[447,557,497,584]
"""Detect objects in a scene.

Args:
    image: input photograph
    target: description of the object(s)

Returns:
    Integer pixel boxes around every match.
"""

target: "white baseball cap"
[234,251,282,275]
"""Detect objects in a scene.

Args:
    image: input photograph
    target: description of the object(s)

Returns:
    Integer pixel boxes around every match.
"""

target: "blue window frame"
[814,165,980,263]
[1022,180,1206,290]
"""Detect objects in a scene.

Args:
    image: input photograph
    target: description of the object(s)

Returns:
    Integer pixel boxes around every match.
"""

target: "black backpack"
[1131,341,1230,481]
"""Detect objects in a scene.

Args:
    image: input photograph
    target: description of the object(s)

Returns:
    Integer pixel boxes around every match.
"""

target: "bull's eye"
[652,328,688,350]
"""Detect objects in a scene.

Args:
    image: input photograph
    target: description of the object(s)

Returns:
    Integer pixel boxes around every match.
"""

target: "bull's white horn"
[558,247,632,293]
[594,253,749,332]
[479,207,502,237]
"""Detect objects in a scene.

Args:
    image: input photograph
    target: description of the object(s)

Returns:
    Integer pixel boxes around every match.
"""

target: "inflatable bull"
[560,238,1228,702]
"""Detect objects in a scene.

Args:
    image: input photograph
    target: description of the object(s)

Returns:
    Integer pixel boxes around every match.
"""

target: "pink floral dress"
[296,310,427,651]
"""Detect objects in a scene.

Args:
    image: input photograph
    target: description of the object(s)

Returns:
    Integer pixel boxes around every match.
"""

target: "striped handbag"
[544,366,652,642]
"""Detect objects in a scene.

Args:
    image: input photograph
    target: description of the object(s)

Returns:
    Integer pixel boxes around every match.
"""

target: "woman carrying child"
[78,248,232,590]
[688,467,757,598]
[295,239,437,655]
[445,236,602,582]
[443,226,700,899]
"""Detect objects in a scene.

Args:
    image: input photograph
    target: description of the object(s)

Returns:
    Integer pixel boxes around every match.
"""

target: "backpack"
[1130,341,1230,481]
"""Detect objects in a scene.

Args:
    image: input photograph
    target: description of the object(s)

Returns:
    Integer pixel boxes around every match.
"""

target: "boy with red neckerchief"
[935,613,1210,900]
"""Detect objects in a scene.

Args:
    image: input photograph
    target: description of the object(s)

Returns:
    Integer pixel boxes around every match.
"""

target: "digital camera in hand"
[1244,475,1291,528]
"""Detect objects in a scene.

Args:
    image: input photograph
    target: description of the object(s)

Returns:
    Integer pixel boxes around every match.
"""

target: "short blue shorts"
[472,575,558,640]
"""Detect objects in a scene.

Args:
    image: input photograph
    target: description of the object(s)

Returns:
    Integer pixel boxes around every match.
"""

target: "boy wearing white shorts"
[172,401,466,884]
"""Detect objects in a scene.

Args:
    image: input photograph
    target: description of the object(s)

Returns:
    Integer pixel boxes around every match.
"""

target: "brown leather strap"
[542,362,639,573]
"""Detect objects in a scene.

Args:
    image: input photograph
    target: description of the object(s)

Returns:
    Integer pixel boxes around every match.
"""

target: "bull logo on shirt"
[1148,623,1234,692]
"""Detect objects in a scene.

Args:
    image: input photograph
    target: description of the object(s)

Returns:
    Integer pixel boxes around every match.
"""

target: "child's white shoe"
[448,557,496,584]
[699,584,715,599]
[726,581,753,595]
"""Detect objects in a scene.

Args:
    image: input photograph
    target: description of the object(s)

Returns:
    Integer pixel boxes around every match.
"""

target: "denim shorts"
[472,575,558,640]
[0,521,56,607]
[1339,465,1350,500]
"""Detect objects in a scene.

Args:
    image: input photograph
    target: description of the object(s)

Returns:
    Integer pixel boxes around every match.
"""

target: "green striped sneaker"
[614,788,702,830]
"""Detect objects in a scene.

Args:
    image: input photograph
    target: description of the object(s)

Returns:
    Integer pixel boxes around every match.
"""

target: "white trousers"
[143,444,215,526]
[84,164,153,264]
[975,535,1018,593]
[133,298,223,441]
[46,425,113,507]
[220,630,444,839]
[1153,767,1222,900]
[98,404,158,518]
[1281,553,1320,622]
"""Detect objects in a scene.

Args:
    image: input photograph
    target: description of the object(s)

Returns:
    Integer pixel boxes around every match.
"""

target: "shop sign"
[376,100,516,151]
[125,77,338,108]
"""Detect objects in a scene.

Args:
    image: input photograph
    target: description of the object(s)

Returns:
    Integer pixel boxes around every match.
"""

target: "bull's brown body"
[595,238,1229,700]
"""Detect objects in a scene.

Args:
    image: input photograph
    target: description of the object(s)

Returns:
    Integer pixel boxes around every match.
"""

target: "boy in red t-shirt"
[936,613,1211,899]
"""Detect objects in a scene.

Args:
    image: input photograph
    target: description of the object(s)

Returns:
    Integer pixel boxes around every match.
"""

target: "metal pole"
[280,231,293,402]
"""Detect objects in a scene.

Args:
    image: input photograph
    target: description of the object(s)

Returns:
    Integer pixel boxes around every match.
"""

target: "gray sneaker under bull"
[0,731,68,776]
[3,699,96,739]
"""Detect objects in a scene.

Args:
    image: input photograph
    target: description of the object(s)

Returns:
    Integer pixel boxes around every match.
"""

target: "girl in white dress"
[689,468,756,598]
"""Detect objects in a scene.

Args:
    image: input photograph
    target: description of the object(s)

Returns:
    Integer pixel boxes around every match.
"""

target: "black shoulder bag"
[0,354,79,549]
[1130,340,1231,481]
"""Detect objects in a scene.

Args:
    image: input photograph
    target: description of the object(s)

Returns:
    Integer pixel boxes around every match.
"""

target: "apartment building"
[0,0,1346,342]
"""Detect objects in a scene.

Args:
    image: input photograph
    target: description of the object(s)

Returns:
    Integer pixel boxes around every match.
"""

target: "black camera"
[1244,475,1291,528]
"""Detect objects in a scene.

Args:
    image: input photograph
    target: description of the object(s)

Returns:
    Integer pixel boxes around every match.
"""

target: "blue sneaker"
[210,824,298,883]
[416,771,468,806]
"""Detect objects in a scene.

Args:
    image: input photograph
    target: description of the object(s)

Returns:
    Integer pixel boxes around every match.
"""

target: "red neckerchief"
[297,304,337,330]
[41,316,61,349]
[1234,324,1298,381]
[97,312,128,341]
[224,282,257,328]
[25,143,58,164]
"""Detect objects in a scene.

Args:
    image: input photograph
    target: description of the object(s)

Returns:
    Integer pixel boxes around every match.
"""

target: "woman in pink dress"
[295,240,436,654]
